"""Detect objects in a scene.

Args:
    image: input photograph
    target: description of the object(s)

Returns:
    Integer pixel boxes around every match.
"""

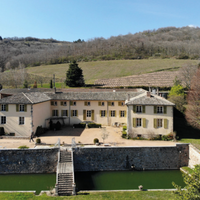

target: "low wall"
[0,148,59,174]
[188,144,200,168]
[73,144,189,171]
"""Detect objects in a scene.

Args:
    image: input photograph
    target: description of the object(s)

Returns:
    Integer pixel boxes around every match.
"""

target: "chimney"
[127,94,130,101]
[147,91,151,97]
[157,87,159,95]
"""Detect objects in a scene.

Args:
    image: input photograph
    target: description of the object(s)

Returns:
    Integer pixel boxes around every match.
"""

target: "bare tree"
[178,64,198,89]
[185,68,200,129]
[101,127,109,143]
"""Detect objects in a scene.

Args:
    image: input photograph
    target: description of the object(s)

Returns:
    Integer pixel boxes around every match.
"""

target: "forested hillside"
[1,26,200,73]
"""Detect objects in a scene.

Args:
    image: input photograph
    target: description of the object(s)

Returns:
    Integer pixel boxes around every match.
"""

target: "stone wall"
[188,144,200,168]
[73,144,189,171]
[0,148,59,174]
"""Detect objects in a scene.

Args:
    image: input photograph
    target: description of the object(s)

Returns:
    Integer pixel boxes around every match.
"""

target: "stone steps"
[60,150,72,163]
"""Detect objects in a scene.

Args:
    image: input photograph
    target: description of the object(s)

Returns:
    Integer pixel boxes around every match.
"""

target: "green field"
[0,191,176,200]
[27,59,199,84]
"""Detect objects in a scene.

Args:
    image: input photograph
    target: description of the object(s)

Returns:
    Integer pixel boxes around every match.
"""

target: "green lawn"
[179,139,200,150]
[0,191,175,200]
[26,59,199,84]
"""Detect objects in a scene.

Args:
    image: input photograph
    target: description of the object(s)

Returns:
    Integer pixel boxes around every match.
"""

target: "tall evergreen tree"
[50,79,53,88]
[65,61,85,87]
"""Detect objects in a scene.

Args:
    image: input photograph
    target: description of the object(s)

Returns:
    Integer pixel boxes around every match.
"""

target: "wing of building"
[0,88,174,137]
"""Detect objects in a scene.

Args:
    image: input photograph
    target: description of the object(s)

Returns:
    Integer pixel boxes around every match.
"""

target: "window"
[136,118,142,127]
[72,110,77,117]
[87,110,91,117]
[1,104,6,111]
[157,119,162,127]
[52,110,58,116]
[136,106,142,113]
[62,110,68,116]
[84,101,90,106]
[19,117,24,125]
[118,102,124,106]
[100,110,106,117]
[61,101,67,106]
[1,116,6,124]
[120,111,125,117]
[19,104,25,112]
[111,102,114,106]
[72,101,76,106]
[111,110,115,117]
[157,106,163,113]
[98,102,105,106]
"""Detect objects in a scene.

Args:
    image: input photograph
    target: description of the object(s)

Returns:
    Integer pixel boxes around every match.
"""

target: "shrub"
[18,145,29,149]
[0,127,5,135]
[9,132,15,136]
[35,126,44,136]
[55,121,61,130]
[36,138,41,143]
[122,126,127,131]
[94,138,99,144]
[73,123,86,128]
[88,123,101,128]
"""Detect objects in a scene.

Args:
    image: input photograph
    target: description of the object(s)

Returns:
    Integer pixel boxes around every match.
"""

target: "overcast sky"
[1,0,199,42]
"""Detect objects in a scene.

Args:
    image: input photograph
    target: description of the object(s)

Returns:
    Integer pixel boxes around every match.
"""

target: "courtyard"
[0,126,177,149]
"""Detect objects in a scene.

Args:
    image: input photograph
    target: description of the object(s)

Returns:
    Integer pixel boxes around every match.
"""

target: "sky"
[0,0,200,42]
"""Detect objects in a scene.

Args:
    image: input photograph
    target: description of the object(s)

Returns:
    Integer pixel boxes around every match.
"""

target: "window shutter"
[0,105,1,111]
[109,111,111,117]
[164,119,168,129]
[164,106,167,114]
[118,102,121,106]
[16,105,19,112]
[61,110,63,116]
[70,101,73,106]
[51,101,54,106]
[133,118,136,128]
[125,111,127,117]
[100,110,102,117]
[154,106,157,114]
[24,105,27,112]
[98,102,101,106]
[52,110,54,116]
[92,110,94,120]
[57,110,59,116]
[83,110,86,120]
[66,110,68,117]
[61,102,63,106]
[76,110,78,116]
[154,118,157,128]
[143,118,146,128]
[84,102,87,106]
[133,105,136,113]
[6,105,8,111]
[142,105,145,113]
[119,111,121,117]
[71,110,73,116]
[105,110,107,117]
[108,102,111,106]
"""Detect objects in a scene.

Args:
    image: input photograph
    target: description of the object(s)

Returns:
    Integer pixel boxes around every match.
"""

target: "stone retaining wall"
[188,144,200,168]
[73,144,189,171]
[0,148,59,174]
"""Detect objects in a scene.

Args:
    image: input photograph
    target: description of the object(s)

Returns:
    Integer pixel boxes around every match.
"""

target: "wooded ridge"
[1,26,200,73]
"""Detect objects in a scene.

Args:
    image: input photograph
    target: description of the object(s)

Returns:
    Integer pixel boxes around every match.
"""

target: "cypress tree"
[65,61,85,87]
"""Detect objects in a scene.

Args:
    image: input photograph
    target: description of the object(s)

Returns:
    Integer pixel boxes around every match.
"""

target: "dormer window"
[84,101,90,106]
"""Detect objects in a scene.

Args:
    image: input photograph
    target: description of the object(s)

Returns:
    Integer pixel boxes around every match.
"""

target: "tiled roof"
[45,91,144,101]
[126,92,175,106]
[0,92,51,104]
[0,88,53,94]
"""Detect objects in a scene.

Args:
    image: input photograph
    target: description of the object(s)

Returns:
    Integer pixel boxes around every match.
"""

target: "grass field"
[27,59,199,84]
[179,139,200,150]
[0,191,176,200]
